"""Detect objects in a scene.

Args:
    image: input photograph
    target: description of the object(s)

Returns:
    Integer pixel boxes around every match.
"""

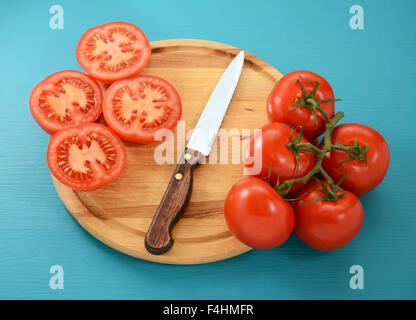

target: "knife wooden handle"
[145,148,202,255]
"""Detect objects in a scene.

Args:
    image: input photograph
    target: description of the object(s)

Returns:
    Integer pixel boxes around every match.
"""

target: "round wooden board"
[52,39,283,264]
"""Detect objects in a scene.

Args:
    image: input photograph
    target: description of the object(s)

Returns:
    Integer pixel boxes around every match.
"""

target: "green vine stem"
[278,111,344,199]
[273,77,370,201]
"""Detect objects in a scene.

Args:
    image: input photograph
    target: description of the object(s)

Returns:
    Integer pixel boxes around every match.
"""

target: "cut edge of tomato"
[75,21,151,84]
[47,123,127,191]
[29,70,103,134]
[103,75,182,143]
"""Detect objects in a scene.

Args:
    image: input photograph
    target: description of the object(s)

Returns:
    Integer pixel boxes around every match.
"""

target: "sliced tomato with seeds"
[103,75,182,142]
[76,22,151,83]
[29,70,103,134]
[47,123,127,191]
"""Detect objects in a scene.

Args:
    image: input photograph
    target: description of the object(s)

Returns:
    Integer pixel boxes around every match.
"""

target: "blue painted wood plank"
[0,0,415,299]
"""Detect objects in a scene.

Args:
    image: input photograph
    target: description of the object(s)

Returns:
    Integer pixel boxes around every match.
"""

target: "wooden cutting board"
[52,39,283,264]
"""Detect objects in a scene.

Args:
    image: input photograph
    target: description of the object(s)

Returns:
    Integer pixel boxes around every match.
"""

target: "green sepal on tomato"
[267,71,336,140]
[321,123,390,196]
[244,122,316,193]
[293,180,364,251]
[225,177,294,249]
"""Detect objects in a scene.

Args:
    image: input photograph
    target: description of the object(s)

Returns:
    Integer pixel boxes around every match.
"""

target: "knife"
[145,51,245,255]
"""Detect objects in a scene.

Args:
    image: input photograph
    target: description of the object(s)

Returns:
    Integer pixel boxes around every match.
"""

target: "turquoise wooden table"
[1,0,415,299]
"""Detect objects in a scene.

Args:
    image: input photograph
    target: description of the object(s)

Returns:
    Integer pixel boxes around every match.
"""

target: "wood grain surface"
[52,39,283,265]
[2,0,416,300]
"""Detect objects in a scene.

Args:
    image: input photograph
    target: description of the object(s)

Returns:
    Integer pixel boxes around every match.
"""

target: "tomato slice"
[76,22,151,83]
[29,70,103,134]
[47,123,127,191]
[103,75,182,142]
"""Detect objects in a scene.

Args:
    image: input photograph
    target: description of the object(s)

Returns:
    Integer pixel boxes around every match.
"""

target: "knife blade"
[145,51,245,255]
[187,51,245,155]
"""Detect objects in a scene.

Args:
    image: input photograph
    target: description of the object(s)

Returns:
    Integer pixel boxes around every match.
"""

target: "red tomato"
[322,123,390,196]
[267,71,335,140]
[225,177,294,249]
[244,122,316,193]
[47,123,127,191]
[293,180,364,251]
[103,75,182,142]
[76,22,151,83]
[29,70,103,134]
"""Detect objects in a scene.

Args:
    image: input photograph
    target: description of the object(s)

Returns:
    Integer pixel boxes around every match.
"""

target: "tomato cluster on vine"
[225,70,390,251]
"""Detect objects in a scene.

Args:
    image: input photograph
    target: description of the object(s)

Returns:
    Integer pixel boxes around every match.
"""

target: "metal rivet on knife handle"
[145,147,200,255]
